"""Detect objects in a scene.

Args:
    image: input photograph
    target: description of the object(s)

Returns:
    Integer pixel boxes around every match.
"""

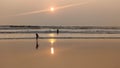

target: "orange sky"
[0,0,120,26]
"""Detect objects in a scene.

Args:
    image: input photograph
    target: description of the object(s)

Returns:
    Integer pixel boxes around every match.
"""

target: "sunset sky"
[0,0,120,68]
[0,0,120,26]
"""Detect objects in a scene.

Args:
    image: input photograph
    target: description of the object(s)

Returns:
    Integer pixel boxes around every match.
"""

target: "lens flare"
[51,47,54,54]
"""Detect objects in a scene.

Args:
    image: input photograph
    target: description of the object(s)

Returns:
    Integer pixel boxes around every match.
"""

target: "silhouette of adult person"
[57,29,59,35]
[36,33,39,49]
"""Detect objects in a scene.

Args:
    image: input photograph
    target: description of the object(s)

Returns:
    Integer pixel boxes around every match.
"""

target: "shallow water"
[0,39,120,68]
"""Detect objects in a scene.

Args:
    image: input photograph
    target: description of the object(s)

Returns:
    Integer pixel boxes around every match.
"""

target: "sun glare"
[50,7,55,12]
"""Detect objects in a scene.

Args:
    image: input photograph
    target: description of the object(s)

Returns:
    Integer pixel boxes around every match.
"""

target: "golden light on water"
[49,34,55,37]
[51,47,54,55]
[49,39,56,45]
[49,34,56,45]
[49,34,56,55]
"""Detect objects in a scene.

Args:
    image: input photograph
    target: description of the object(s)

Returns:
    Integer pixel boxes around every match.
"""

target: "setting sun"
[50,7,55,12]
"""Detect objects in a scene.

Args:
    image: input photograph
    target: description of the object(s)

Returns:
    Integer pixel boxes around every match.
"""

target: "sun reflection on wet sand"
[51,47,54,55]
[34,33,56,56]
[49,39,56,45]
[49,34,56,55]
